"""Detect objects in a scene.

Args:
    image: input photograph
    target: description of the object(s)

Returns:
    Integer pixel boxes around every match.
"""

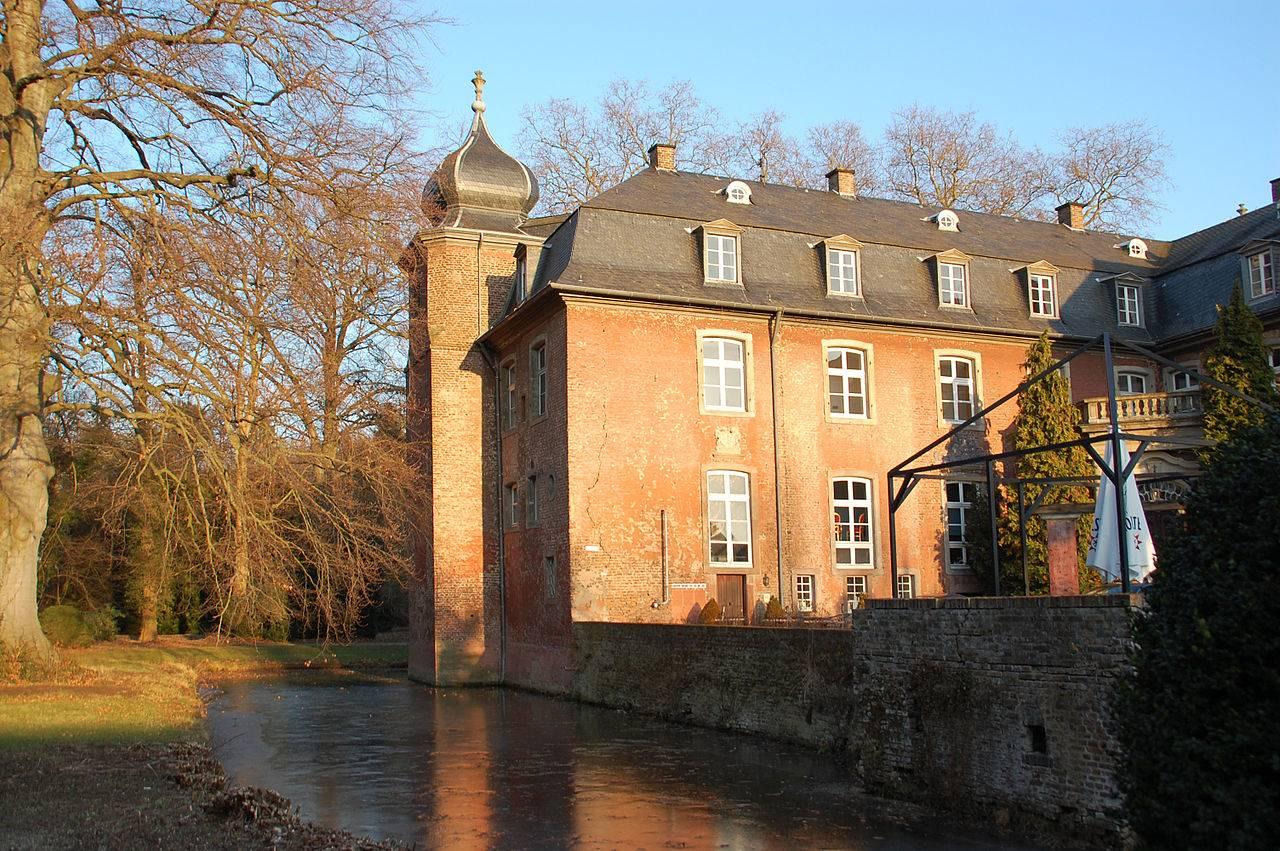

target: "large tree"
[966,333,1098,593]
[1119,416,1280,848]
[1201,283,1280,446]
[1,0,427,656]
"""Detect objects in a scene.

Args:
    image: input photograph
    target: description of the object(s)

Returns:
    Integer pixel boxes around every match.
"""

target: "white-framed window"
[500,360,517,430]
[1123,238,1148,259]
[826,248,859,296]
[526,474,539,526]
[935,210,959,232]
[1269,347,1280,374]
[945,481,977,570]
[939,262,968,307]
[707,470,751,566]
[504,483,519,529]
[832,477,874,567]
[1249,251,1275,299]
[795,575,815,612]
[530,340,547,418]
[1168,366,1199,392]
[704,233,739,283]
[1116,370,1148,395]
[514,253,528,304]
[725,181,752,205]
[543,556,557,599]
[938,356,977,423]
[896,574,916,599]
[701,336,747,412]
[1029,274,1057,318]
[845,575,867,606]
[826,347,868,419]
[1117,284,1142,326]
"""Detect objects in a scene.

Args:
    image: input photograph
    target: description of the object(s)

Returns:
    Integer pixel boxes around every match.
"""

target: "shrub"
[764,597,784,620]
[1118,417,1280,848]
[38,605,95,648]
[698,598,722,624]
[82,606,122,642]
[37,604,120,647]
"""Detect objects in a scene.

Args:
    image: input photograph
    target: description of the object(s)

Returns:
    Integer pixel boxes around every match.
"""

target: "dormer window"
[697,219,744,285]
[1117,283,1142,326]
[1020,260,1060,319]
[513,251,528,304]
[1029,274,1057,317]
[930,249,972,309]
[817,234,863,297]
[724,181,752,205]
[933,210,959,232]
[1248,250,1274,298]
[1118,238,1148,260]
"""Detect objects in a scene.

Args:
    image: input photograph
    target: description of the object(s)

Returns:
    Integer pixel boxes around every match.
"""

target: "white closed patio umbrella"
[1086,441,1157,583]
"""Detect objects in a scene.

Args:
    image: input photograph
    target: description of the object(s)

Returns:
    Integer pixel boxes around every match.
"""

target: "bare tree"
[1,0,430,657]
[1047,121,1167,232]
[881,105,1049,216]
[718,110,813,186]
[806,121,880,195]
[521,78,724,213]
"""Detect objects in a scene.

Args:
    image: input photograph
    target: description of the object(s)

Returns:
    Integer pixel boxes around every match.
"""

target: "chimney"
[648,142,676,171]
[826,167,857,198]
[1271,176,1280,203]
[1056,201,1084,230]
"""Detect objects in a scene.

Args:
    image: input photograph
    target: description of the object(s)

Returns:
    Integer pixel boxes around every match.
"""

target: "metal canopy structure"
[887,332,1277,595]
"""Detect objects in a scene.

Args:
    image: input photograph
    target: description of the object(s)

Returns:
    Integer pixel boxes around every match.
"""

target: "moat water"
[207,673,1044,850]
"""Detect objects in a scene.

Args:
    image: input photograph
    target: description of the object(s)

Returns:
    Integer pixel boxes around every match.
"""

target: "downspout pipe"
[480,341,507,682]
[769,309,786,608]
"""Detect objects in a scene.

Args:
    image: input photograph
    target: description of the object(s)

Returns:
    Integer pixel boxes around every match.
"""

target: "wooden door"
[716,574,746,623]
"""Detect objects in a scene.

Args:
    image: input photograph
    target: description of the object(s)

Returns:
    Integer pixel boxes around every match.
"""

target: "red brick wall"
[407,233,522,684]
[559,300,1057,621]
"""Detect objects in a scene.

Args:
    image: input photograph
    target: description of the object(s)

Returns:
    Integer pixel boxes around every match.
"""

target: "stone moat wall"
[553,595,1137,845]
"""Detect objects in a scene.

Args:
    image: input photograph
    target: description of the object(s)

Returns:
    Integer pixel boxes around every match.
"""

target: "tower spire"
[471,69,486,115]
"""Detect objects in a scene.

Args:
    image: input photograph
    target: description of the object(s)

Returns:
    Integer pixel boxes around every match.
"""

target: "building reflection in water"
[208,675,1041,851]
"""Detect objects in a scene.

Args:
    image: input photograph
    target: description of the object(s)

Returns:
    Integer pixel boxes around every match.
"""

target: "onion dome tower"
[407,71,543,688]
[422,70,540,232]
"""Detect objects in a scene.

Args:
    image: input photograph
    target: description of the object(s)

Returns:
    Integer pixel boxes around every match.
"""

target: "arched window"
[724,181,752,205]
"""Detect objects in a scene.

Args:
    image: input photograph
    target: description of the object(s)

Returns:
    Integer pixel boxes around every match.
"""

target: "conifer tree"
[1202,283,1279,446]
[967,332,1098,593]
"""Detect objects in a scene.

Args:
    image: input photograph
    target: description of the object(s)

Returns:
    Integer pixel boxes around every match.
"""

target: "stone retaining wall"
[565,595,1137,845]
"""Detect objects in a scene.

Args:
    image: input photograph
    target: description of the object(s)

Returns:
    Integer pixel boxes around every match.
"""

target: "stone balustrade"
[1078,389,1203,426]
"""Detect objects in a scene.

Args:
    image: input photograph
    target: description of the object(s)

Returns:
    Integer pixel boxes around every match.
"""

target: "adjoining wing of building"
[404,75,1280,687]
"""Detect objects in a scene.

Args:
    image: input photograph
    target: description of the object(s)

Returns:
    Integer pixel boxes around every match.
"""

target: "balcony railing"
[1078,389,1203,426]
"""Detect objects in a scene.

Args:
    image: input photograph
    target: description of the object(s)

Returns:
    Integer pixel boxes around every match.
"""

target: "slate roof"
[527,168,1280,346]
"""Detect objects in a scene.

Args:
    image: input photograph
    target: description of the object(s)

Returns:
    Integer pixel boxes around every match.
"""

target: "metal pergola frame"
[887,332,1276,595]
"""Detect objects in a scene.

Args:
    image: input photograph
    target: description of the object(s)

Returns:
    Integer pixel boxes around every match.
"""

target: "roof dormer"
[930,209,959,232]
[1116,237,1148,260]
[723,181,753,205]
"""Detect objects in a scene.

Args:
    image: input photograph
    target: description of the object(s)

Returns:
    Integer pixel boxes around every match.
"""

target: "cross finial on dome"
[471,70,486,114]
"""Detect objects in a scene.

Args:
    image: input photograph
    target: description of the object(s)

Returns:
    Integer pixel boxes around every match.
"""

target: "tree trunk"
[1,0,58,659]
[137,580,159,643]
[0,228,54,659]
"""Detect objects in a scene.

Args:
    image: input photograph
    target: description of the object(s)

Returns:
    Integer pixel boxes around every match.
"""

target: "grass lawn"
[0,638,408,748]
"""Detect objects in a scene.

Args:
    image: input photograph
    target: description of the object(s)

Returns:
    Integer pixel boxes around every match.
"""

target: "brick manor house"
[405,73,1280,686]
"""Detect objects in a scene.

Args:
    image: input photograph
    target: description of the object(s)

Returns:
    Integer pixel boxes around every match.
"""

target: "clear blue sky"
[411,0,1279,240]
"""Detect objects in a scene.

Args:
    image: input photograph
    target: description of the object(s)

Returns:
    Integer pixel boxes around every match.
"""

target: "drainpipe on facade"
[480,342,507,682]
[769,309,786,608]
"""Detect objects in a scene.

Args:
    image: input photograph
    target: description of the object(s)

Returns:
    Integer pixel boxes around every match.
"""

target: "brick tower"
[405,71,540,684]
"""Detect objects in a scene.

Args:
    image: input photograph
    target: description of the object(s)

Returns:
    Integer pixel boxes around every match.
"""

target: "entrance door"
[716,574,747,623]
